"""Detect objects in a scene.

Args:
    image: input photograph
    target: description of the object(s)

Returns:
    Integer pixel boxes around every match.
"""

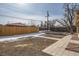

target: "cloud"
[50,15,63,20]
[0,10,63,26]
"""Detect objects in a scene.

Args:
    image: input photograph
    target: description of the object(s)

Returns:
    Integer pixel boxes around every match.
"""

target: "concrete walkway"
[42,35,79,56]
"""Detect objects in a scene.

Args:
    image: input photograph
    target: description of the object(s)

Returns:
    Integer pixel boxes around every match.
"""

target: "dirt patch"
[66,34,79,53]
[71,34,79,41]
[0,37,57,56]
[66,43,79,53]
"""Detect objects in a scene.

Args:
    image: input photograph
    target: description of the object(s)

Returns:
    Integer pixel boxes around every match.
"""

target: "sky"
[0,3,64,25]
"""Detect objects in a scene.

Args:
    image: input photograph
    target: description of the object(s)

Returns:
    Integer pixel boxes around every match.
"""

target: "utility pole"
[46,11,50,30]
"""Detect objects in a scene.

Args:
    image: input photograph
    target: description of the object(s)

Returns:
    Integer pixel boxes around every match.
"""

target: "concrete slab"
[42,35,79,56]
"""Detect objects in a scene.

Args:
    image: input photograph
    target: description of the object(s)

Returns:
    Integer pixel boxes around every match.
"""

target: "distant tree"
[43,20,56,30]
[40,21,43,28]
[40,20,56,30]
[56,18,70,32]
[49,20,56,28]
[44,21,47,29]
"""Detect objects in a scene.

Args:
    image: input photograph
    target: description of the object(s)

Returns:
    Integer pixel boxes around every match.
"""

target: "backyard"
[0,3,79,56]
[0,31,67,56]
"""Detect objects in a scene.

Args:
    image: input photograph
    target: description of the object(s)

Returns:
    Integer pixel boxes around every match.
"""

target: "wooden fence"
[0,25,39,36]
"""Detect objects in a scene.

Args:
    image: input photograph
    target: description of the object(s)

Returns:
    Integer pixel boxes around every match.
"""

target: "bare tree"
[56,3,79,34]
[40,21,43,28]
[64,4,76,33]
[56,18,70,32]
[57,3,78,34]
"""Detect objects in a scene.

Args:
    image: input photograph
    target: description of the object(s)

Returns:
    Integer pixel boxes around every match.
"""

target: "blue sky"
[0,3,64,25]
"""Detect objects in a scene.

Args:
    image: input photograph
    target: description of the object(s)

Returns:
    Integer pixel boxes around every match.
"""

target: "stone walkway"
[42,35,79,56]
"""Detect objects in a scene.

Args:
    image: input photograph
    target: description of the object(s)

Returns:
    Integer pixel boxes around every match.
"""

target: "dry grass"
[0,37,57,56]
[14,44,33,48]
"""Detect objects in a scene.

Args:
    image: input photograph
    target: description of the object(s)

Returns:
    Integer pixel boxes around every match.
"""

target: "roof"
[6,23,26,27]
[0,24,3,26]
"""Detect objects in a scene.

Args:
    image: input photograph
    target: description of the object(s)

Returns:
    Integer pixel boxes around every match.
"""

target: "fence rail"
[0,26,39,36]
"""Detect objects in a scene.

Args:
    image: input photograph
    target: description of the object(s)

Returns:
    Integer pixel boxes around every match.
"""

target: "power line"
[0,14,42,22]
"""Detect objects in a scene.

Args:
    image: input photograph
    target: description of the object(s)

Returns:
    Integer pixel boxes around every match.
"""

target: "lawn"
[0,37,57,56]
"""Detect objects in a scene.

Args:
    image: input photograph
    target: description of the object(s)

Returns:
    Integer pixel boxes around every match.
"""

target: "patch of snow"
[0,32,45,42]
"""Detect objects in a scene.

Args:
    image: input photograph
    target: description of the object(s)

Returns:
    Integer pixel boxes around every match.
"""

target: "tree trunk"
[70,25,74,34]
